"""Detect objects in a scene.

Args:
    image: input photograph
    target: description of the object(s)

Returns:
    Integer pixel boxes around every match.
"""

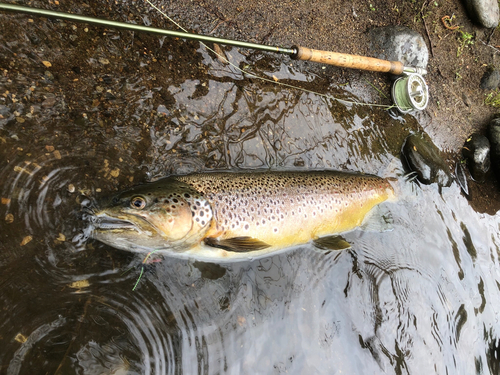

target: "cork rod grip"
[292,46,404,75]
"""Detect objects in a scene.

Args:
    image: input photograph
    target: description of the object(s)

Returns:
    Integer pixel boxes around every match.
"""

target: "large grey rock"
[463,0,499,28]
[369,26,428,69]
[402,133,452,187]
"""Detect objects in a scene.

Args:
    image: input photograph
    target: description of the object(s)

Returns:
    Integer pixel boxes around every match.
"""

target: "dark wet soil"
[2,0,500,213]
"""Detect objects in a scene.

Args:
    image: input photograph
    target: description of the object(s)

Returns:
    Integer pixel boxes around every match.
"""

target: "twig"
[420,2,435,57]
[481,40,500,54]
[422,16,434,57]
[487,27,496,44]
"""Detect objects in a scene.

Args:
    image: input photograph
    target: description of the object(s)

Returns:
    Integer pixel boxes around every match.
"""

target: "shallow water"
[1,3,500,374]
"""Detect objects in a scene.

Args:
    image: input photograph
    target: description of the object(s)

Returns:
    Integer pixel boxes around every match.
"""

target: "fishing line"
[144,0,394,109]
[132,249,161,290]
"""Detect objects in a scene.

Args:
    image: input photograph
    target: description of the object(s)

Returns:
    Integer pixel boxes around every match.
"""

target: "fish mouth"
[93,214,140,231]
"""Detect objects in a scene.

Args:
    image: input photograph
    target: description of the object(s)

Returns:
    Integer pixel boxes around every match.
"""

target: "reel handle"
[292,46,404,75]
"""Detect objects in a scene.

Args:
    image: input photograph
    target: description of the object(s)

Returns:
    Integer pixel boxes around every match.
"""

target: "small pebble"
[20,235,32,246]
[68,279,90,289]
[67,184,75,193]
[110,168,120,178]
[42,61,52,68]
[5,213,14,223]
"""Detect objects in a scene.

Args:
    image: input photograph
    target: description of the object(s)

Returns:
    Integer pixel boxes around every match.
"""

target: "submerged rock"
[462,134,490,183]
[463,0,499,28]
[402,133,452,187]
[368,26,428,69]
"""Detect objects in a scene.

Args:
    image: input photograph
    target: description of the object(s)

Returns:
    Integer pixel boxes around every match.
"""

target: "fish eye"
[130,196,146,209]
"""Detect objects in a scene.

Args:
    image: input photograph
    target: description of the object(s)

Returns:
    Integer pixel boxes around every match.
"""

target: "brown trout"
[91,171,395,260]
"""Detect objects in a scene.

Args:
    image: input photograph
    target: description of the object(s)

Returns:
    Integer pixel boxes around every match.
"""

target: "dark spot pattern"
[175,171,392,237]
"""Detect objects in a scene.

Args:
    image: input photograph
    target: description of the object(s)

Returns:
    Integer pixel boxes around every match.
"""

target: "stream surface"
[1,4,500,374]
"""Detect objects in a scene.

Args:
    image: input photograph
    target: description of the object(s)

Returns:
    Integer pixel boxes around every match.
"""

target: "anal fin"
[313,235,351,251]
[204,236,270,252]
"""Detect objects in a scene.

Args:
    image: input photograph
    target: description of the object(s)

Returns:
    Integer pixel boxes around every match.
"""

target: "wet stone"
[402,133,452,187]
[487,117,500,179]
[369,26,428,69]
[0,105,11,117]
[462,134,491,183]
[480,68,500,90]
[463,0,499,28]
[42,95,56,108]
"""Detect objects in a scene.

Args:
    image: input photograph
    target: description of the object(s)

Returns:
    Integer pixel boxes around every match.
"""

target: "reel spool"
[391,73,429,113]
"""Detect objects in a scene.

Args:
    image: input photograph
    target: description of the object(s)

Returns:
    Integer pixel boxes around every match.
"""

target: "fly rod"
[0,2,429,112]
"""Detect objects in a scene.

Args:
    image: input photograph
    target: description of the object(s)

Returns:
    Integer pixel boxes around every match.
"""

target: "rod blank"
[0,3,295,55]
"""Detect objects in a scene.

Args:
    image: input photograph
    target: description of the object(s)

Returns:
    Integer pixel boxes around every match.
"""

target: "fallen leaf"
[5,213,14,223]
[56,233,66,242]
[42,61,52,68]
[1,197,10,205]
[213,43,228,64]
[53,150,62,159]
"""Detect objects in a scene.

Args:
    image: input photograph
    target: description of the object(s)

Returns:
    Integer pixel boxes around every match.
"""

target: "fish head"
[91,178,213,253]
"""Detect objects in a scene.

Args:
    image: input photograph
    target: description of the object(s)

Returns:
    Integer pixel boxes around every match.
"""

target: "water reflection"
[1,4,500,374]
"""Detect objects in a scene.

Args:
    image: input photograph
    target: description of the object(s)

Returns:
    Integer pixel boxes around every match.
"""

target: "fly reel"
[391,73,429,114]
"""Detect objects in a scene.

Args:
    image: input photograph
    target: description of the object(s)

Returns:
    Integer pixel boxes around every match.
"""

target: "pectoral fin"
[313,235,351,251]
[204,236,271,252]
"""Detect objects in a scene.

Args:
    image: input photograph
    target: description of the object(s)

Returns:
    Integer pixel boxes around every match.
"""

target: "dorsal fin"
[204,236,270,252]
